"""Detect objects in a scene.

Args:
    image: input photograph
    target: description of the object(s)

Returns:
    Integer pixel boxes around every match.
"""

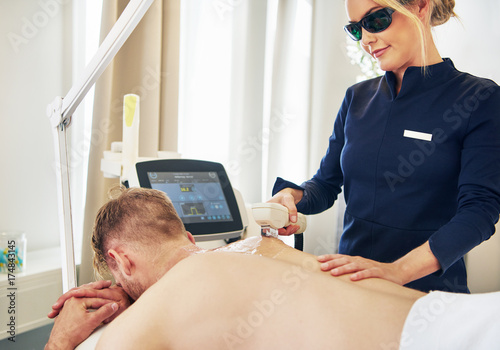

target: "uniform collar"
[384,58,456,100]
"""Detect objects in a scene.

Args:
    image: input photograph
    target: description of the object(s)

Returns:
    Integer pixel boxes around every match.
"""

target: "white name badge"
[403,130,433,142]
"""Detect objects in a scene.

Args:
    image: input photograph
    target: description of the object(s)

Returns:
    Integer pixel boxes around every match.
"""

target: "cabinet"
[0,248,62,340]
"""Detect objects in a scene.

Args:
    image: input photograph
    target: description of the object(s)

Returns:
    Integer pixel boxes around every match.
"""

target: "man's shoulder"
[165,251,268,280]
[157,249,304,294]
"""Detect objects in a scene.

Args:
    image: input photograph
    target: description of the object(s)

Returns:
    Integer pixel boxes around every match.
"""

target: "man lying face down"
[91,186,193,301]
[46,188,500,350]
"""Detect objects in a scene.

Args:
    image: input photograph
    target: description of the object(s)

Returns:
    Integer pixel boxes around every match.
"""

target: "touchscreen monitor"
[136,159,243,241]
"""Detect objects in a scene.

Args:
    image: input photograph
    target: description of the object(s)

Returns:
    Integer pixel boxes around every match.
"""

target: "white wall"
[434,1,500,83]
[0,0,73,251]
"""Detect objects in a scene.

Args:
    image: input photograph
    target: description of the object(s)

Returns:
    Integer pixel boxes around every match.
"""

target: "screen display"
[148,171,233,225]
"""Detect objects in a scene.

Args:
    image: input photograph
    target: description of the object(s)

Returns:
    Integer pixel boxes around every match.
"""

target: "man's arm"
[45,298,118,350]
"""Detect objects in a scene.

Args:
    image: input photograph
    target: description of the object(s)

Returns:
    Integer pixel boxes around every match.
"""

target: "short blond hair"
[91,187,186,278]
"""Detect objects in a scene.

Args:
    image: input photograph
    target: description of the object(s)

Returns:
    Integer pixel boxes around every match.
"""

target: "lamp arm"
[47,0,154,292]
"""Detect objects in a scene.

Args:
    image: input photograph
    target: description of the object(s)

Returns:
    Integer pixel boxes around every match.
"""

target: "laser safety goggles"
[344,8,395,41]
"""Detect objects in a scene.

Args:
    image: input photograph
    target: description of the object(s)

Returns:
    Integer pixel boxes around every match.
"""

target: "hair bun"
[431,0,456,26]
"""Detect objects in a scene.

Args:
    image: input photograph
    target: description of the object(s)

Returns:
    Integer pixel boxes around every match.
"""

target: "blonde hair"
[372,0,456,68]
[428,0,457,26]
[91,187,186,278]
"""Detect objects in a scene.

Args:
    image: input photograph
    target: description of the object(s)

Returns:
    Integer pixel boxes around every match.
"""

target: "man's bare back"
[97,237,424,349]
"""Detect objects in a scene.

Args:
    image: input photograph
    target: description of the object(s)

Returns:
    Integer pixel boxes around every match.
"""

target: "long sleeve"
[429,85,500,273]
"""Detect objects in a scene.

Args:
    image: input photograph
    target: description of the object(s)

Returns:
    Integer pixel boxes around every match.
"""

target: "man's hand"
[45,297,118,350]
[48,280,131,324]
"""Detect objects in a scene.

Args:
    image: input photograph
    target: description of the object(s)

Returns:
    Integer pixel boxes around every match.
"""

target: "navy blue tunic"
[273,59,500,293]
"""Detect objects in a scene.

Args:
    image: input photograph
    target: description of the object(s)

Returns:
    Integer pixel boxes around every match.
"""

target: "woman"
[269,0,500,293]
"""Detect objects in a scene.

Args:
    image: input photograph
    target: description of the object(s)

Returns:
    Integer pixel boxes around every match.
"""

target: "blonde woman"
[270,0,500,293]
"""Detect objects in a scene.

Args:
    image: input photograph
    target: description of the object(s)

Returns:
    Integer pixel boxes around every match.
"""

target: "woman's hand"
[317,254,407,285]
[318,242,441,286]
[267,188,304,236]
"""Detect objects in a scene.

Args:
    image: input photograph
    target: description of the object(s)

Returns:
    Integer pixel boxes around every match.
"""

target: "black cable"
[294,233,304,251]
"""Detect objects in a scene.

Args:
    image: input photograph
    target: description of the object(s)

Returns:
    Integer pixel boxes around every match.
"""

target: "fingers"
[84,280,113,290]
[267,190,299,223]
[349,269,379,281]
[280,195,298,223]
[277,228,290,236]
[50,290,95,314]
[317,255,381,278]
[80,299,119,329]
[49,280,114,317]
[46,297,119,350]
[91,303,119,329]
[49,287,131,320]
[82,298,117,312]
[328,263,377,277]
[278,225,300,236]
[317,254,352,273]
[317,254,404,285]
[82,299,120,326]
[317,254,345,262]
[47,309,59,319]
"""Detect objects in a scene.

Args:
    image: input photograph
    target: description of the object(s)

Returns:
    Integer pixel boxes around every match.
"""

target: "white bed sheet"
[75,324,107,350]
[400,291,500,349]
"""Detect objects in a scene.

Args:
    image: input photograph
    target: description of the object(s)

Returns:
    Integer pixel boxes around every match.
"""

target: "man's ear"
[186,231,196,244]
[108,248,134,276]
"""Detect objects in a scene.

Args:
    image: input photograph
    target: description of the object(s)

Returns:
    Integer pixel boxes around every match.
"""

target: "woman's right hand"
[267,188,303,236]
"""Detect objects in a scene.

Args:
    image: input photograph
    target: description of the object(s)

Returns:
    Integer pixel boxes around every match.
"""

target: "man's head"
[91,187,195,299]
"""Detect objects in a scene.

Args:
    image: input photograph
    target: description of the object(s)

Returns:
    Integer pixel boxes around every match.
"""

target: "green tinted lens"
[344,8,394,41]
[344,24,362,41]
[363,9,393,33]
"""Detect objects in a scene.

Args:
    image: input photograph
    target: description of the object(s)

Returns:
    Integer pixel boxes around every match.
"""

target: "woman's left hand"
[317,254,406,285]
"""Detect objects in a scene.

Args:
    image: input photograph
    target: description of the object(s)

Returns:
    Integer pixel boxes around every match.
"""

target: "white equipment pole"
[47,0,154,292]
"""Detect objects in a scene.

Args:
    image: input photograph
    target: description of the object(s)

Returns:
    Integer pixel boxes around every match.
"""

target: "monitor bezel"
[136,159,243,236]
